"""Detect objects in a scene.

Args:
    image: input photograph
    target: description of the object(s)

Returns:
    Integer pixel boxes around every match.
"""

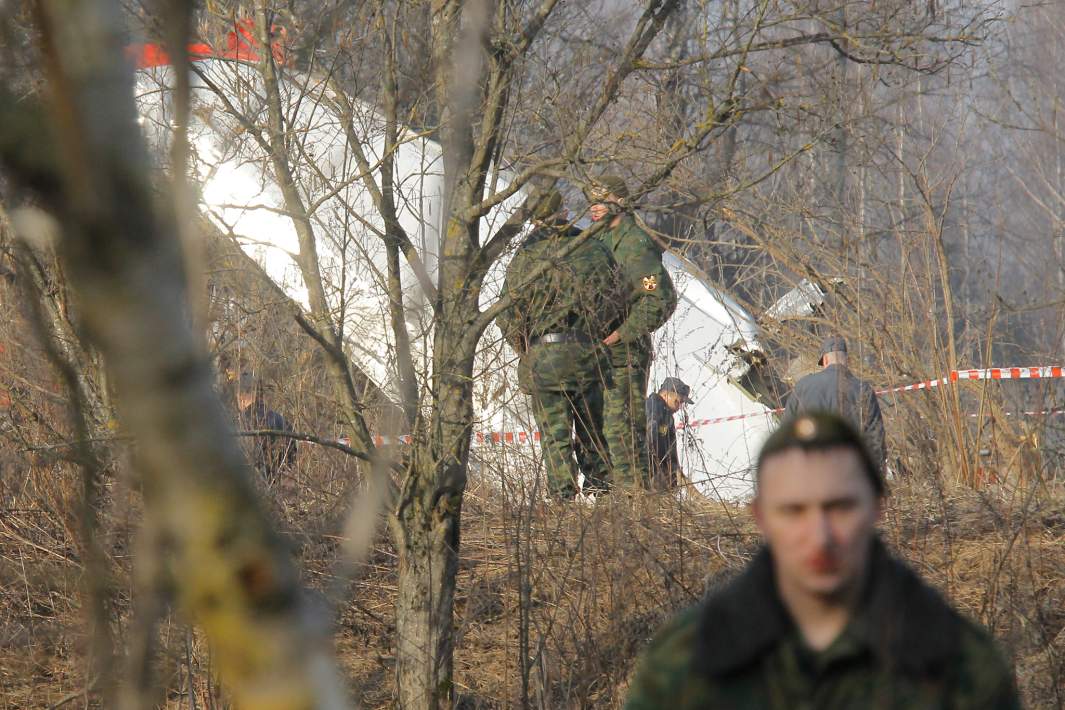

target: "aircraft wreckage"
[133,50,815,500]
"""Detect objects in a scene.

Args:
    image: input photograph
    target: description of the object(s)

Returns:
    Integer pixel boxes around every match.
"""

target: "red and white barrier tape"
[677,410,779,429]
[333,366,1065,447]
[474,431,542,445]
[876,366,1065,395]
[678,366,1065,430]
[970,408,1065,418]
[337,432,544,448]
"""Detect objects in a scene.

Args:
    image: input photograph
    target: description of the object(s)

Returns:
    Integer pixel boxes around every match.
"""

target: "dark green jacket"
[497,225,624,392]
[596,215,678,346]
[626,539,1021,710]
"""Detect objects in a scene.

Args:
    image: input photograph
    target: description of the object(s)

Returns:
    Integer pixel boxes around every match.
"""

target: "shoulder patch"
[642,275,658,291]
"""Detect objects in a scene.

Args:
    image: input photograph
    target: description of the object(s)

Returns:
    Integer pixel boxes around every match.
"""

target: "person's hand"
[603,331,621,346]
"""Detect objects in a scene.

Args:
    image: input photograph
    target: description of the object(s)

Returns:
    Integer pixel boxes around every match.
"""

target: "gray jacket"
[783,364,885,468]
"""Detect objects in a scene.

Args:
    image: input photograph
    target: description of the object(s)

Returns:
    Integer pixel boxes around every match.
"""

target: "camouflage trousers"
[530,385,610,497]
[603,342,651,487]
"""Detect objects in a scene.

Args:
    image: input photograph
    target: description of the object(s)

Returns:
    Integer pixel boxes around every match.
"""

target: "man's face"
[752,447,881,601]
[237,389,256,410]
[661,390,685,412]
[589,201,612,222]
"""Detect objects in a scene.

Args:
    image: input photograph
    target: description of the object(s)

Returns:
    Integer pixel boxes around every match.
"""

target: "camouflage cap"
[588,174,630,203]
[757,411,885,496]
[531,189,563,221]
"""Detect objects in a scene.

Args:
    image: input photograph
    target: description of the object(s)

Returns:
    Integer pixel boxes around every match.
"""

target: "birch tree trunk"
[0,1,350,706]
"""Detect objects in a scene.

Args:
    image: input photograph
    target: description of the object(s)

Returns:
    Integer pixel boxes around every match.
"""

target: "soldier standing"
[784,335,886,472]
[587,175,677,488]
[645,377,690,490]
[496,191,624,499]
[625,413,1020,709]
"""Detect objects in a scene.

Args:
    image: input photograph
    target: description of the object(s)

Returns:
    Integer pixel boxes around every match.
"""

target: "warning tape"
[678,366,1065,430]
[677,411,779,429]
[977,408,1065,418]
[474,431,542,445]
[333,366,1065,447]
[876,366,1065,395]
[334,432,545,448]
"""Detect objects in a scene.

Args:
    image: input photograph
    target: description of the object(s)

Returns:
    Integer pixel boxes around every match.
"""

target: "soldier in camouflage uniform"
[496,191,624,498]
[625,413,1021,709]
[588,175,678,487]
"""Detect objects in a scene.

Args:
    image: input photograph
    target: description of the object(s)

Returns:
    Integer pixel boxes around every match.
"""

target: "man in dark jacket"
[784,335,885,471]
[645,377,690,490]
[588,175,678,488]
[625,413,1020,709]
[236,372,297,482]
[496,191,625,498]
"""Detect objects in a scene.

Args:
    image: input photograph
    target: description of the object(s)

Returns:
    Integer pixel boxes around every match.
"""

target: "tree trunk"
[394,484,462,708]
[0,2,351,705]
[393,315,476,708]
[392,171,482,702]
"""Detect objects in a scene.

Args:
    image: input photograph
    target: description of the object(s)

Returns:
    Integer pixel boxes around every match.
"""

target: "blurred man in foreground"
[625,413,1020,709]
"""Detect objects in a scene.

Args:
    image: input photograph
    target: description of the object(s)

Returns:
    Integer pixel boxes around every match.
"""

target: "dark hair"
[756,412,886,496]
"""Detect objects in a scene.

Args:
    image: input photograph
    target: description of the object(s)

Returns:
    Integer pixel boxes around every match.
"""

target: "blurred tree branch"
[0,0,352,706]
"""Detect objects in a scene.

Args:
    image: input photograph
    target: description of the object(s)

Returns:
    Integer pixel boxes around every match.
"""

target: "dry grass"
[4,446,1062,708]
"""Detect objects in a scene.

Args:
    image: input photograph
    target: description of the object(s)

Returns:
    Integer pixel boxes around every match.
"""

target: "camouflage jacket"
[784,364,886,468]
[497,225,624,392]
[626,539,1021,710]
[596,215,678,347]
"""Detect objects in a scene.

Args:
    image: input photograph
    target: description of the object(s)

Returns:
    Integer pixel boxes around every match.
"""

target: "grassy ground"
[3,457,1061,708]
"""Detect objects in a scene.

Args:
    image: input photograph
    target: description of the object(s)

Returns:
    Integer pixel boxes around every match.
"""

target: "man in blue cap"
[236,371,297,482]
[645,377,690,490]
